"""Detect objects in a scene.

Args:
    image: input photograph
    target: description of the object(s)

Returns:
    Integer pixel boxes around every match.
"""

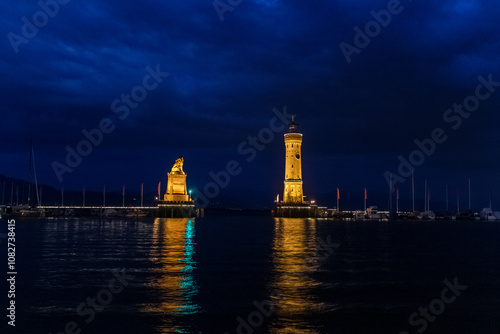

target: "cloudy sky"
[1,0,500,209]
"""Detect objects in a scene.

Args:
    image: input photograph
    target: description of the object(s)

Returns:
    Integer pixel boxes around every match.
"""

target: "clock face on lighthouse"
[295,154,300,159]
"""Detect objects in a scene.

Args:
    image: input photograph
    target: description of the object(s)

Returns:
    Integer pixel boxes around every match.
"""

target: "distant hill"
[0,174,445,211]
[0,174,158,207]
[0,174,277,209]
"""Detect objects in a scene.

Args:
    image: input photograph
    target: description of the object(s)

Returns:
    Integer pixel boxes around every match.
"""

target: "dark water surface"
[2,217,500,334]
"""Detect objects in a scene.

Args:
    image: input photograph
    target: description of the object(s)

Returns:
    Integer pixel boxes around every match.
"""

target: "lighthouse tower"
[283,116,304,203]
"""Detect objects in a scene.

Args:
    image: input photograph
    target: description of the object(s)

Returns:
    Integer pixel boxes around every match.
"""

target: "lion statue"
[170,156,184,174]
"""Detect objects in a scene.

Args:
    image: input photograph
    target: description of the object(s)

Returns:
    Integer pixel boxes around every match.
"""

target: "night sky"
[1,0,500,210]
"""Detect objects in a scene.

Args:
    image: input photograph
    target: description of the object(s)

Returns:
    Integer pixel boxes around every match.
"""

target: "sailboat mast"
[32,144,40,207]
[428,187,430,212]
[412,171,415,212]
[389,174,393,212]
[468,179,471,210]
[396,187,399,213]
[27,138,33,206]
[446,184,449,211]
[424,179,427,212]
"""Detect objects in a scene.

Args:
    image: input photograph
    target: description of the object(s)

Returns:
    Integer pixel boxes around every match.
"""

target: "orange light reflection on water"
[146,218,199,333]
[269,218,324,334]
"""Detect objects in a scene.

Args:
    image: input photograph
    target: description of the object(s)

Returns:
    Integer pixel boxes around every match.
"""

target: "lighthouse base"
[157,201,196,218]
[274,202,319,218]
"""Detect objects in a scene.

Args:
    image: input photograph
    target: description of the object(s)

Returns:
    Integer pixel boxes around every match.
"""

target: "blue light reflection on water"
[148,218,201,333]
[178,219,199,314]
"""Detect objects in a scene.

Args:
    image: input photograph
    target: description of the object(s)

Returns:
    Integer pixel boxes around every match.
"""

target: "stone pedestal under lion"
[157,157,196,218]
[164,157,189,202]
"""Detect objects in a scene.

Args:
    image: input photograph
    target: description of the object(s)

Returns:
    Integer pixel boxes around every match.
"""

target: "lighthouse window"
[292,164,294,169]
[292,144,293,148]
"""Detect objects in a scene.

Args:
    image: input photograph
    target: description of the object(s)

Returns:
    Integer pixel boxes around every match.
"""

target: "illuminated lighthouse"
[283,116,304,203]
[275,116,325,218]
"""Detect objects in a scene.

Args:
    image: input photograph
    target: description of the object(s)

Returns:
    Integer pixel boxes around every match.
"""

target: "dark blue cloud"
[1,0,500,209]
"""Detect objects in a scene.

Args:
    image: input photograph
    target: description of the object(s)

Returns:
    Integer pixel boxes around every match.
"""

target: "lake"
[2,216,500,333]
